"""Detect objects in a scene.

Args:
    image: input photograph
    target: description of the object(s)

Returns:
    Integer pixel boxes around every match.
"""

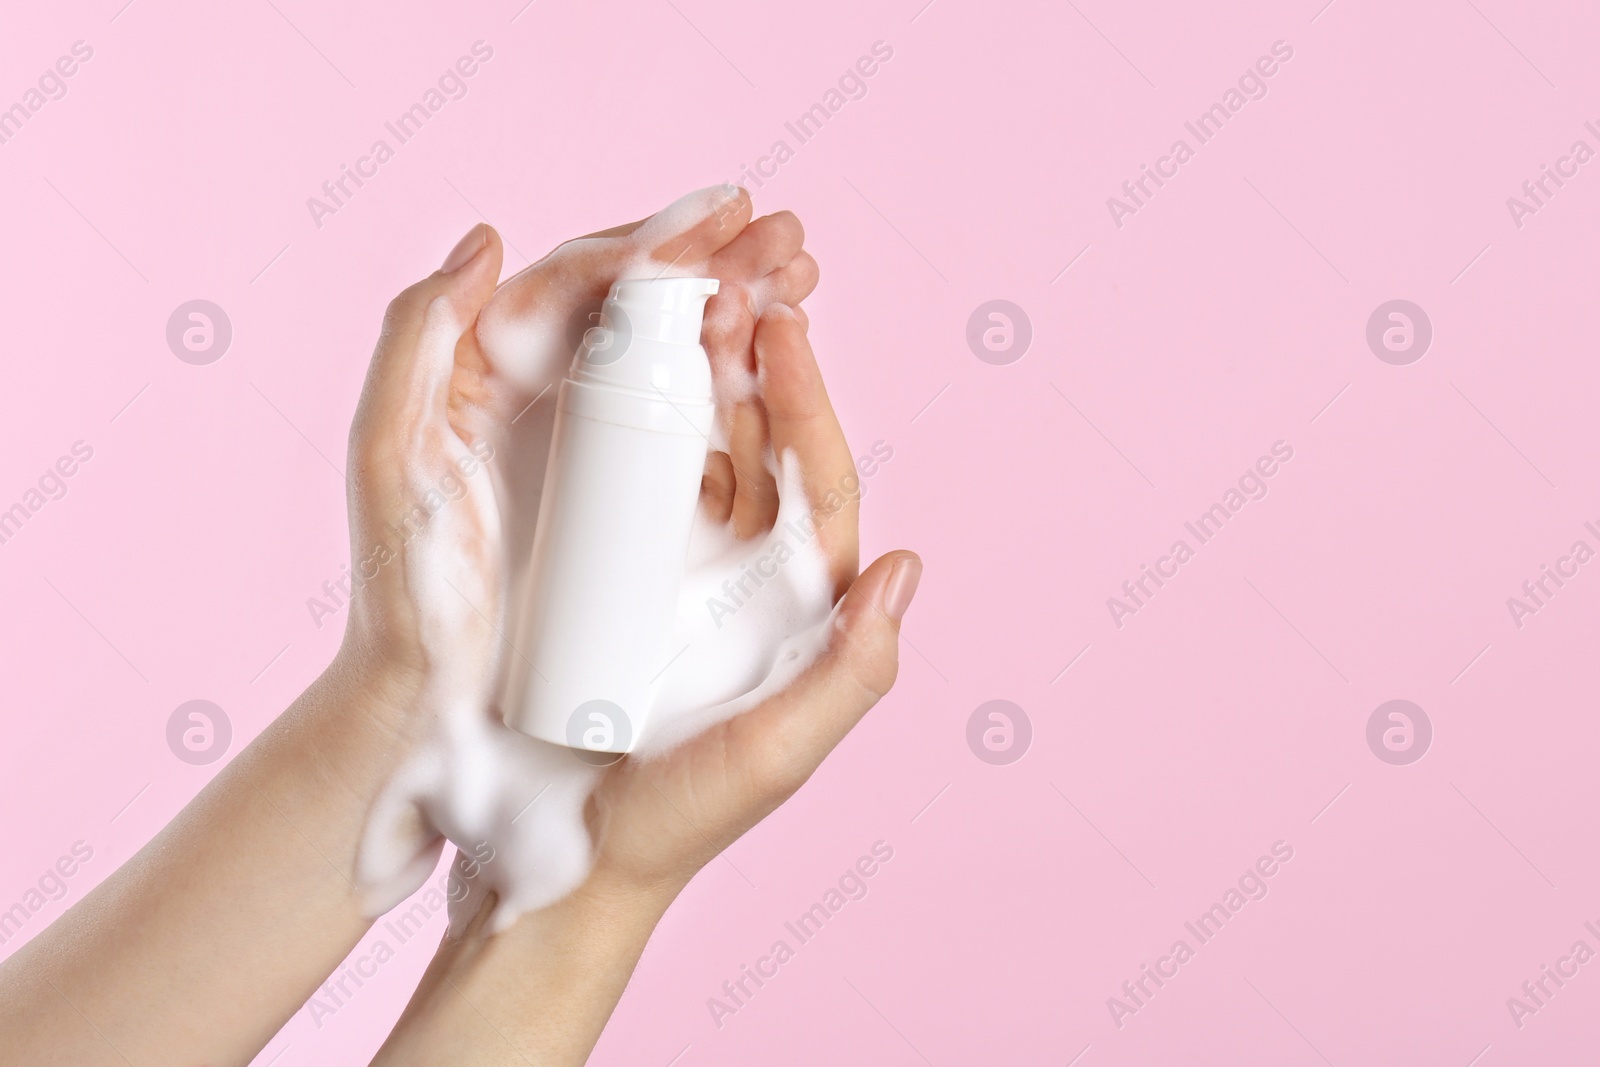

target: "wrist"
[372,873,670,1067]
[566,866,683,935]
[275,655,423,799]
[317,637,431,736]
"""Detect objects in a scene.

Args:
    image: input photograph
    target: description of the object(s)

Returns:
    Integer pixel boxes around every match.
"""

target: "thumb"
[731,551,923,792]
[351,223,504,460]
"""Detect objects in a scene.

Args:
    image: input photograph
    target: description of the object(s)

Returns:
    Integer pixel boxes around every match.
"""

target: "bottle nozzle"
[573,277,720,400]
[604,277,719,344]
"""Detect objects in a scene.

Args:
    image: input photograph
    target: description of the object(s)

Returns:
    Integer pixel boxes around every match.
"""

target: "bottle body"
[503,278,718,753]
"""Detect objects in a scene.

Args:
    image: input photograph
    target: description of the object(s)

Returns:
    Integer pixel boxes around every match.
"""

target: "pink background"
[3,0,1598,1062]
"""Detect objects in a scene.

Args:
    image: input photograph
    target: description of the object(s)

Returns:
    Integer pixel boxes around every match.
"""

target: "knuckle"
[845,623,900,704]
[732,718,808,802]
[382,279,438,335]
[768,210,805,248]
[794,250,820,287]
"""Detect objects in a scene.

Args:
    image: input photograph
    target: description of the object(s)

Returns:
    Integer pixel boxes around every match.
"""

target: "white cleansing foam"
[502,277,721,754]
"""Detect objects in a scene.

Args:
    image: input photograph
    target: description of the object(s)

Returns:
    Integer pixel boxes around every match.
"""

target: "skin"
[372,267,919,1067]
[0,193,920,1066]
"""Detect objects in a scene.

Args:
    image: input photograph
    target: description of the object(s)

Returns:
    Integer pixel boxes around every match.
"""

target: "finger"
[701,450,736,524]
[574,217,648,241]
[708,210,804,280]
[633,185,754,270]
[726,552,922,796]
[701,249,817,381]
[764,250,820,309]
[702,282,760,383]
[478,188,752,390]
[527,186,753,279]
[754,304,859,589]
[727,399,778,538]
[351,223,503,469]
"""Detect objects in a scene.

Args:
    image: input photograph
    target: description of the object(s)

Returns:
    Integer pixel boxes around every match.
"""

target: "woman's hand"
[334,187,824,744]
[370,227,921,1067]
[582,305,922,904]
[333,223,509,738]
[0,194,892,1067]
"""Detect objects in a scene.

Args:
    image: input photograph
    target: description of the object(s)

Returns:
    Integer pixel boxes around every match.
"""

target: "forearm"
[370,874,677,1067]
[0,660,412,1066]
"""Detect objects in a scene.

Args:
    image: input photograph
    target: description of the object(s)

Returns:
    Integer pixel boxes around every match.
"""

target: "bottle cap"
[573,277,719,401]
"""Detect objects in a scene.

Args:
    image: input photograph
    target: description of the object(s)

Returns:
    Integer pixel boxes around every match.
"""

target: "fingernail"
[882,557,922,623]
[441,224,487,273]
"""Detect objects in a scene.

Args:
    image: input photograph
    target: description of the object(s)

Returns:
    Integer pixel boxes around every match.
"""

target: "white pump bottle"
[503,277,719,754]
